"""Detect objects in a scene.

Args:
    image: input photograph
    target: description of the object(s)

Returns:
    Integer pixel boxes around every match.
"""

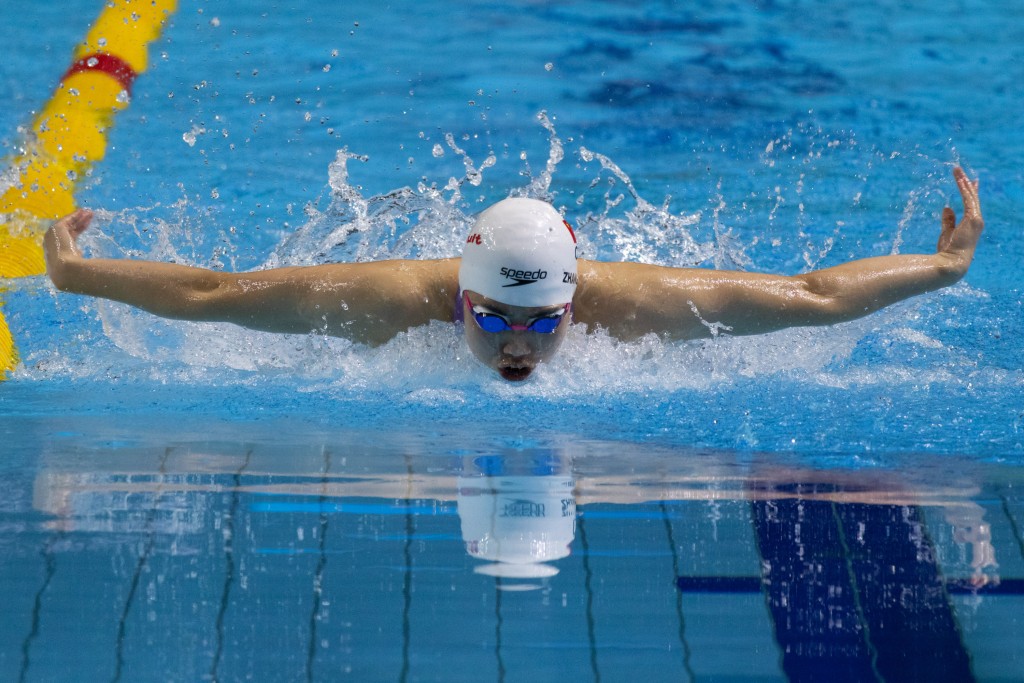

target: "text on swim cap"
[499,499,546,518]
[466,233,482,245]
[563,272,578,285]
[500,267,547,287]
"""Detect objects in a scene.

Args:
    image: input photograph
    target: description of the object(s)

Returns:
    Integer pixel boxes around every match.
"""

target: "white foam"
[16,117,995,406]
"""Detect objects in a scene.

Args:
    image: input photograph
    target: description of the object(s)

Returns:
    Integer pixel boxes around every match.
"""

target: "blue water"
[2,0,1023,680]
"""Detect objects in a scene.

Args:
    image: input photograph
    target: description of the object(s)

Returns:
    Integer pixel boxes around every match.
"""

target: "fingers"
[952,166,982,219]
[940,167,984,259]
[59,208,94,238]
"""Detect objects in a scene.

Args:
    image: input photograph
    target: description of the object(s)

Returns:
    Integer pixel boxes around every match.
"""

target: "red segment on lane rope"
[61,53,138,95]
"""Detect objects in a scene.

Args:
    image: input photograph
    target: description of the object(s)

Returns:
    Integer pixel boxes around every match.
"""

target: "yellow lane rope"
[1,0,177,377]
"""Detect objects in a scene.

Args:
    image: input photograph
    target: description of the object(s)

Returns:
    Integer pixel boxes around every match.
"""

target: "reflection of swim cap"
[459,198,578,307]
[457,475,576,579]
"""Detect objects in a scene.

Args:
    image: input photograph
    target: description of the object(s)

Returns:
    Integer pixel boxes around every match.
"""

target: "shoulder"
[325,257,461,321]
[572,259,709,339]
[574,258,686,308]
[573,259,648,329]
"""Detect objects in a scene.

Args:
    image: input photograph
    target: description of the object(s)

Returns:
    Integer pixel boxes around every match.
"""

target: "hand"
[936,167,983,275]
[43,208,94,290]
[954,521,1000,588]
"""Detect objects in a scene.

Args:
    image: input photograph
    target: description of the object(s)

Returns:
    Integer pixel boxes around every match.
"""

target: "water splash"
[442,133,497,191]
[511,111,563,202]
[10,115,990,413]
[576,146,708,266]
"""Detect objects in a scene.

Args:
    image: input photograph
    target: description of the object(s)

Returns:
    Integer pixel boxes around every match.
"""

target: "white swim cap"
[459,198,578,307]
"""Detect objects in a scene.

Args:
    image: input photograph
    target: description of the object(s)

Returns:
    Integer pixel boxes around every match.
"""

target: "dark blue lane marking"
[749,500,975,683]
[753,498,878,682]
[676,576,1024,594]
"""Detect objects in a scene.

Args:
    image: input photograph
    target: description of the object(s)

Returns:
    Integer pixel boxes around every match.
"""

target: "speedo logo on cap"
[500,267,547,287]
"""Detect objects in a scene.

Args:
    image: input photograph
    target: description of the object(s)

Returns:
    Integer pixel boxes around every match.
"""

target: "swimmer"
[43,167,982,382]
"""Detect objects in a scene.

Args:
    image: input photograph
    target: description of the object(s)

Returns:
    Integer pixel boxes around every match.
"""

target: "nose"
[501,333,533,358]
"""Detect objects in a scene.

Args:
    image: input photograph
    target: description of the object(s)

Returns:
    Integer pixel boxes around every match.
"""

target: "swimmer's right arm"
[44,210,459,345]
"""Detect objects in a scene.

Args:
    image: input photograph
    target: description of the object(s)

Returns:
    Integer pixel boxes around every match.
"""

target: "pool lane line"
[18,531,63,683]
[399,455,416,683]
[210,447,252,683]
[305,447,332,683]
[658,500,695,682]
[111,446,172,683]
[575,514,602,683]
[0,0,178,378]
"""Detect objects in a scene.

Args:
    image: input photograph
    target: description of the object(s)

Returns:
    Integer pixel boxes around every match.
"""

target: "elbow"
[141,272,235,322]
[184,275,236,319]
[789,279,858,325]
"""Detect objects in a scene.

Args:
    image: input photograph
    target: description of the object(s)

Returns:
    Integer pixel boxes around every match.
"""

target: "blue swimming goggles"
[464,292,570,334]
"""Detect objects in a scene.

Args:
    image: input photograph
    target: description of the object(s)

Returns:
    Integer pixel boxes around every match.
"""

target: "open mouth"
[498,365,533,382]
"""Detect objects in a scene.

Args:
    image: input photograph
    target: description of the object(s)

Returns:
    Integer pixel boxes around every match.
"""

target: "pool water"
[2,0,1023,681]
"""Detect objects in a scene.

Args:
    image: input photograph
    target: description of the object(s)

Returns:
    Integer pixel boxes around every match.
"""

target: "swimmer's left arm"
[575,167,983,340]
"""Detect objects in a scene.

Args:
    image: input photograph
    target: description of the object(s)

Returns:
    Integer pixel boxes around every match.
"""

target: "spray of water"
[13,115,983,406]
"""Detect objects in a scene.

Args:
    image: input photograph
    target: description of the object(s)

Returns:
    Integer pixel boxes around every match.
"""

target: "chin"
[498,366,533,382]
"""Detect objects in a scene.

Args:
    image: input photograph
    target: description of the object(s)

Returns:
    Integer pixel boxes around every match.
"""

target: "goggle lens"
[465,294,569,334]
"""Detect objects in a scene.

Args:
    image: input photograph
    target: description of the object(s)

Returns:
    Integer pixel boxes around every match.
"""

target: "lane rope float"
[0,0,178,377]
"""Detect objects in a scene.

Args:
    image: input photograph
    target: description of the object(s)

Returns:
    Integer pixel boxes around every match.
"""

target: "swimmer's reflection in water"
[456,454,576,587]
[27,448,998,590]
[44,168,983,382]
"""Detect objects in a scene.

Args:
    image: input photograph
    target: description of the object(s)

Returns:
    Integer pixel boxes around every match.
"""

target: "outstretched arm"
[574,167,983,340]
[44,210,459,345]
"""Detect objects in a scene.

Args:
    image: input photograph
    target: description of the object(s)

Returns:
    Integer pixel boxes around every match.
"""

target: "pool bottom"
[1,415,1022,682]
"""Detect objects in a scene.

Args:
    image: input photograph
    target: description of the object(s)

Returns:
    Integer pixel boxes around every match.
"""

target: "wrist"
[934,251,969,283]
[49,253,88,292]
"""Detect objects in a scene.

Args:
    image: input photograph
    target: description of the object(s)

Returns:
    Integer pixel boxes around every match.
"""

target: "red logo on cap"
[562,220,577,243]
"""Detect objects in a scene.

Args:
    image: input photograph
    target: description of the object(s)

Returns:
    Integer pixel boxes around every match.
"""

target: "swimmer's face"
[462,290,571,382]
